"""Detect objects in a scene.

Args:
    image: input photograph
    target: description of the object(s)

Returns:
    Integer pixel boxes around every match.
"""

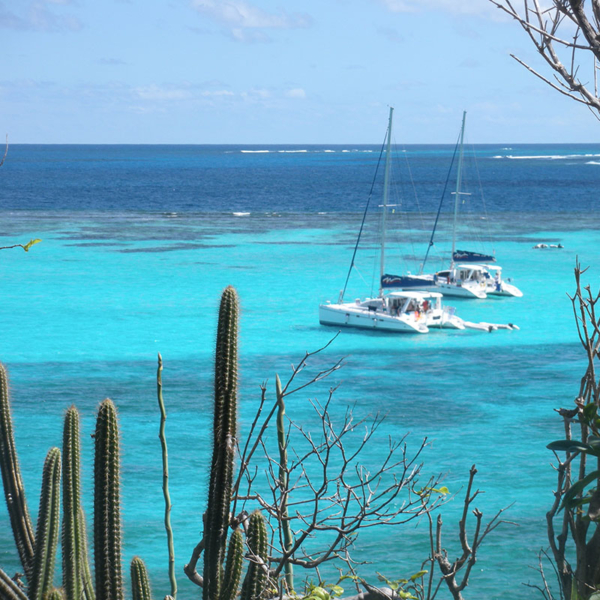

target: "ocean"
[0,142,598,599]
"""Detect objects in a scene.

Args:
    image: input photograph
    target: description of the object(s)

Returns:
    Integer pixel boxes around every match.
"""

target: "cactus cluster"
[0,373,149,600]
[0,286,272,600]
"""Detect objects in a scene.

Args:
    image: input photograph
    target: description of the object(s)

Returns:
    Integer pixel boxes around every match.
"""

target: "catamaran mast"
[379,106,393,296]
[451,110,467,267]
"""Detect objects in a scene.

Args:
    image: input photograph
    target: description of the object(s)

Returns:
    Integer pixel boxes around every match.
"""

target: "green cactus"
[221,528,244,600]
[240,511,269,600]
[29,447,61,600]
[0,566,28,600]
[203,286,240,600]
[131,556,153,600]
[46,588,65,600]
[62,406,95,600]
[78,507,95,600]
[93,399,123,600]
[0,363,36,581]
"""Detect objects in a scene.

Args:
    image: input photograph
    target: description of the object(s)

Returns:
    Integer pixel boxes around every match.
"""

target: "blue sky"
[1,0,598,143]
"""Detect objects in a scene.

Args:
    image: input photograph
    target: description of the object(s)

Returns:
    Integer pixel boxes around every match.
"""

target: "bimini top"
[456,263,502,272]
[386,291,443,300]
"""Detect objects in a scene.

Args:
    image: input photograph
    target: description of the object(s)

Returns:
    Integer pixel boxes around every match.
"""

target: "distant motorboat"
[533,243,564,249]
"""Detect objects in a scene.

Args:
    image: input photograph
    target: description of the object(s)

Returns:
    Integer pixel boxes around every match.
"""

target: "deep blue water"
[0,143,599,599]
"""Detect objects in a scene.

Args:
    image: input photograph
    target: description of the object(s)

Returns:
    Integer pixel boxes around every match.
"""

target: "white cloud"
[0,0,82,31]
[201,90,235,97]
[134,85,192,101]
[190,0,312,41]
[377,0,498,18]
[286,88,306,99]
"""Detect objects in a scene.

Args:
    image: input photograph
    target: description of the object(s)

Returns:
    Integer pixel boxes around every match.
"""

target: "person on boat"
[494,271,501,291]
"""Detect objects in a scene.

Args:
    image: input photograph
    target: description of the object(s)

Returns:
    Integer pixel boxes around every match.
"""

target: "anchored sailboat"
[319,108,518,334]
[384,111,523,299]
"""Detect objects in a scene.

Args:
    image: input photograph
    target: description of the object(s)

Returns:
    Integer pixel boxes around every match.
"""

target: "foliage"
[542,263,600,600]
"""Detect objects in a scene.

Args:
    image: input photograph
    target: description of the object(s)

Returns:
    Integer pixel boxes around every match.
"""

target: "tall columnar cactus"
[221,528,244,600]
[130,556,153,600]
[62,406,95,600]
[29,447,61,600]
[203,286,240,600]
[93,398,124,600]
[0,363,35,581]
[240,511,269,600]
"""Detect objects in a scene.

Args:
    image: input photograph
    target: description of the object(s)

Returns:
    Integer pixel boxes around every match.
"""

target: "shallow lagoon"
[0,143,599,598]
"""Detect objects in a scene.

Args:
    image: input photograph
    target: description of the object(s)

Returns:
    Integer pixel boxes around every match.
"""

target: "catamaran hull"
[390,281,487,299]
[318,304,428,334]
[427,282,487,299]
[486,282,523,297]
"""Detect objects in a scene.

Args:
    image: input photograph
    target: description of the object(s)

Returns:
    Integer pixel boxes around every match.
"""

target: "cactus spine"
[93,398,124,600]
[221,528,244,600]
[240,511,269,600]
[131,556,153,600]
[0,567,28,600]
[203,286,241,600]
[46,588,65,600]
[29,447,61,600]
[0,363,36,581]
[63,406,95,600]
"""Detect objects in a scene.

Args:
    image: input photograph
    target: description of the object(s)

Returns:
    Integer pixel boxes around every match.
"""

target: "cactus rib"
[29,447,61,600]
[203,286,239,600]
[93,398,124,600]
[0,363,35,581]
[131,556,153,600]
[0,567,28,600]
[241,511,269,600]
[221,528,244,600]
[62,406,86,600]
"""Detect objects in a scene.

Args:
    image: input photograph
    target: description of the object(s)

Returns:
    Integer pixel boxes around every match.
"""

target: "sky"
[2,0,600,144]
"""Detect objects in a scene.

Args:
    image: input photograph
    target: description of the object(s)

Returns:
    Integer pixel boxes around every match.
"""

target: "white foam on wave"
[587,161,600,165]
[495,153,600,160]
[233,212,250,216]
[278,149,308,153]
[323,150,335,153]
[241,150,270,153]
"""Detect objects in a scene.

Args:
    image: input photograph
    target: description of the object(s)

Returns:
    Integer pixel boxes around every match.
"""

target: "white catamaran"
[319,108,518,334]
[383,111,523,299]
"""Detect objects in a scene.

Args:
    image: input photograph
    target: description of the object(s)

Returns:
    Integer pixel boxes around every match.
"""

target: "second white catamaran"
[383,111,522,299]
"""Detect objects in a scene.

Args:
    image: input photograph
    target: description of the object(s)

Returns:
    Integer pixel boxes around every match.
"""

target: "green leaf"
[547,440,590,453]
[409,570,428,581]
[328,586,344,597]
[561,470,600,511]
[584,403,598,421]
[23,239,42,252]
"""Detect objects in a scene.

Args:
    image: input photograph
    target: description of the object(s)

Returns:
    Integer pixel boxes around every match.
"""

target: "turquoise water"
[0,144,599,598]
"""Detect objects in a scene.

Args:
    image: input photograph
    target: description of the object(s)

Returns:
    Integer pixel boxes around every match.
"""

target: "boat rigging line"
[340,122,388,302]
[420,129,461,274]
